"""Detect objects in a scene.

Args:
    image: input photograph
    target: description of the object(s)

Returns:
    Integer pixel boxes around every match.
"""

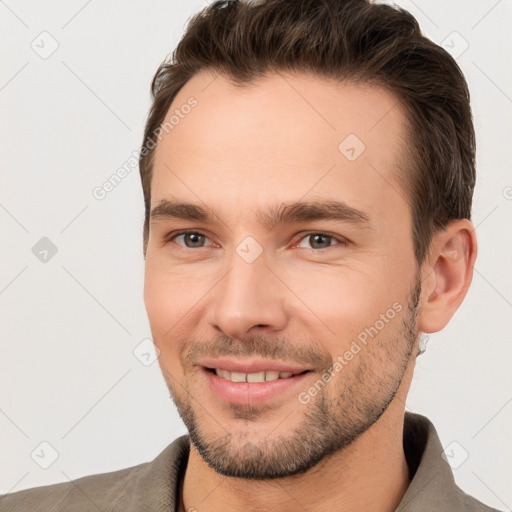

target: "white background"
[1,0,511,510]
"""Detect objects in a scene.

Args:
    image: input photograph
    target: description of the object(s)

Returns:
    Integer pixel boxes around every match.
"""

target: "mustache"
[182,334,332,372]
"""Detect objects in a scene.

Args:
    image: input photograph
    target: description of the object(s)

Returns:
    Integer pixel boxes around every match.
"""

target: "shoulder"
[399,413,503,512]
[459,489,505,512]
[0,464,143,512]
[0,435,190,512]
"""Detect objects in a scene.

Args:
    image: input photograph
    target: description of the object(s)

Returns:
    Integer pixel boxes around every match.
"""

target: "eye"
[294,232,348,250]
[165,230,348,251]
[169,231,215,249]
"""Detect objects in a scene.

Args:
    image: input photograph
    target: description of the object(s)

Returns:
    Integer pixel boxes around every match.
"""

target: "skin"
[143,69,477,512]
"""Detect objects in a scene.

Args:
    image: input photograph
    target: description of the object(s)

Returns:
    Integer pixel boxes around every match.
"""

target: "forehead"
[151,70,410,226]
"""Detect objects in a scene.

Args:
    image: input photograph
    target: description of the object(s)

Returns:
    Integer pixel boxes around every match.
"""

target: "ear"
[418,219,478,333]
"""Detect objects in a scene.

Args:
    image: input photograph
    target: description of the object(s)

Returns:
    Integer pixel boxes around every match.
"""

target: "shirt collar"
[139,412,476,511]
[396,412,465,511]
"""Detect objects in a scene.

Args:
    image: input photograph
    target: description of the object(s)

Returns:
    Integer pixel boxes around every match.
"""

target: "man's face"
[144,70,421,479]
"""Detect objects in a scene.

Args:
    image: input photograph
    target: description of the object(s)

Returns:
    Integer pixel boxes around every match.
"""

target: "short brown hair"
[139,0,476,264]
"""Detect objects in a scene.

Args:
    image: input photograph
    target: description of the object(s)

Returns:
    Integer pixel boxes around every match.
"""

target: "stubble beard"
[162,280,421,480]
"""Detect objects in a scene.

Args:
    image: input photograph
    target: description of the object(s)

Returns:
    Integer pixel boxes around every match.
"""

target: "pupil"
[311,234,330,249]
[186,233,203,247]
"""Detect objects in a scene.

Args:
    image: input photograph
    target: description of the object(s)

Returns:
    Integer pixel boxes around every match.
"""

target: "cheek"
[143,259,203,366]
[144,253,211,325]
[283,263,407,349]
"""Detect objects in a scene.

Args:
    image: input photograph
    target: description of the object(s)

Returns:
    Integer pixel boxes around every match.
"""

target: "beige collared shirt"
[0,413,501,511]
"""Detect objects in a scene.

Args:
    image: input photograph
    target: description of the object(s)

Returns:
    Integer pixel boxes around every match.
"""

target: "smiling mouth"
[205,367,310,383]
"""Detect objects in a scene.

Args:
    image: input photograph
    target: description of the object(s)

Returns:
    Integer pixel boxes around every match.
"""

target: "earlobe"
[418,220,478,334]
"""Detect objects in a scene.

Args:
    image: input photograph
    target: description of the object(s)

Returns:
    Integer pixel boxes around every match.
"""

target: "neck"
[179,401,411,512]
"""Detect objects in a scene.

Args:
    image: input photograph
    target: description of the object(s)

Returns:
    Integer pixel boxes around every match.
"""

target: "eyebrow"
[150,199,371,229]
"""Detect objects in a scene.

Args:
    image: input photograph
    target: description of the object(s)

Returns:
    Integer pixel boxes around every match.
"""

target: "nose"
[207,249,289,339]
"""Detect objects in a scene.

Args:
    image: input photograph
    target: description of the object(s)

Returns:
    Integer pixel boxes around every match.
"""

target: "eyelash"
[165,230,349,252]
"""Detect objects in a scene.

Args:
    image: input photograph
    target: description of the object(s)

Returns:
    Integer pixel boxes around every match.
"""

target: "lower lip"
[201,367,312,406]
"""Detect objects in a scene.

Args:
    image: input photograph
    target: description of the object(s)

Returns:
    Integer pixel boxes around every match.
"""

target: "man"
[0,0,501,511]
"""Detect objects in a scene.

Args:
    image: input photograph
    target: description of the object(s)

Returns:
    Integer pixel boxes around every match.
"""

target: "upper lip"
[198,357,311,374]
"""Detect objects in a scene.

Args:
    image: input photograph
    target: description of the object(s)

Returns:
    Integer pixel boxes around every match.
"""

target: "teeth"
[218,369,230,380]
[247,371,265,383]
[230,371,246,382]
[265,370,279,381]
[213,369,298,383]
